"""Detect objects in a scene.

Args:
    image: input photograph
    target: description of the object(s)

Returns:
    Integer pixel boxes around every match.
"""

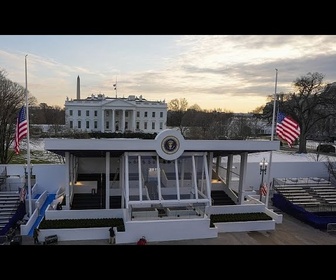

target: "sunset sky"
[1,35,336,113]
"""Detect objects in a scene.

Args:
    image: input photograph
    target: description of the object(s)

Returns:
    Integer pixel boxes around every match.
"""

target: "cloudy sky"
[0,35,336,113]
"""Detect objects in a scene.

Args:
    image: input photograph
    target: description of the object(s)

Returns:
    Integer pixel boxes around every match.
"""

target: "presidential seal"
[155,129,185,160]
[162,136,179,155]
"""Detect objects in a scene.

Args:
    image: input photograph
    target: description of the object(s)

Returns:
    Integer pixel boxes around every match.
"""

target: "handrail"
[0,167,7,190]
[110,169,119,188]
[274,177,331,187]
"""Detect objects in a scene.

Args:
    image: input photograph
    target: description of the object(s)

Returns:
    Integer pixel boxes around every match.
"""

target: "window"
[125,122,128,129]
[94,111,98,117]
[144,122,147,129]
[160,112,163,118]
[106,121,109,129]
[86,121,90,129]
[86,110,90,117]
[69,110,73,116]
[152,112,155,118]
[136,122,140,129]
[78,121,81,129]
[137,111,140,118]
[125,111,128,117]
[152,122,155,129]
[160,122,163,129]
[78,110,81,117]
[70,121,73,128]
[144,112,148,118]
[94,121,97,129]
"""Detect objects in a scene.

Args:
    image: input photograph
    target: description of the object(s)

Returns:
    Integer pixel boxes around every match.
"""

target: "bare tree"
[188,104,202,111]
[168,98,188,112]
[183,109,234,139]
[227,114,253,140]
[0,70,27,163]
[281,72,336,153]
[251,105,264,114]
[167,98,189,137]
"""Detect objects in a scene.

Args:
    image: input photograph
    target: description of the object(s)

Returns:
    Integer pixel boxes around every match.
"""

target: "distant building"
[64,76,167,134]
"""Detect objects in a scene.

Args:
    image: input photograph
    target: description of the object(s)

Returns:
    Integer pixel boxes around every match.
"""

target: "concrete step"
[0,211,16,216]
[0,207,18,212]
[0,205,19,210]
[0,193,19,197]
[0,201,20,205]
[0,197,20,201]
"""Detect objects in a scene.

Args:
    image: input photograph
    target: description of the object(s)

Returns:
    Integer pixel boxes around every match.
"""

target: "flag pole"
[25,54,32,217]
[114,76,118,98]
[265,68,278,208]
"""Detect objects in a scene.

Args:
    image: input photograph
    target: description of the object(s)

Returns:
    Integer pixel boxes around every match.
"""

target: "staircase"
[211,190,236,205]
[110,196,122,209]
[71,193,102,209]
[0,192,21,232]
[146,181,159,200]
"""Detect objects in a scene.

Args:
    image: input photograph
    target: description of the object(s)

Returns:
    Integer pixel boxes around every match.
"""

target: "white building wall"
[65,95,167,134]
[1,164,65,194]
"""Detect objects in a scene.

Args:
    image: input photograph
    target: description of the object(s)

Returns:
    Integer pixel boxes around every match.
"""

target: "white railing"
[0,167,7,190]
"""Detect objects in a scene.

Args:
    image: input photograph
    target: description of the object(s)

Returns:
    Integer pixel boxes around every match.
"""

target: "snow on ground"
[29,139,45,150]
[247,151,331,163]
[15,138,63,164]
[224,140,334,163]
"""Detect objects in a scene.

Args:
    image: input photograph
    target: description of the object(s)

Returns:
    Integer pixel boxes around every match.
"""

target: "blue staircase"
[28,194,55,236]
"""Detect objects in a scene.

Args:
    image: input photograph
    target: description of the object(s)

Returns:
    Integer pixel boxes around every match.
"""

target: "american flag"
[19,186,26,202]
[14,106,28,154]
[276,112,300,148]
[260,183,268,196]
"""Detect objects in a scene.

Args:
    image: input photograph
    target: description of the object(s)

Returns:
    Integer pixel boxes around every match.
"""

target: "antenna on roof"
[113,76,117,98]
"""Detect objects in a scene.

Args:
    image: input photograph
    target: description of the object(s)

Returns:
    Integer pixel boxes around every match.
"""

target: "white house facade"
[64,76,167,134]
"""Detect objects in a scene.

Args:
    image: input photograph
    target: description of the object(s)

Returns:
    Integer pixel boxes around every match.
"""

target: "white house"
[64,76,167,134]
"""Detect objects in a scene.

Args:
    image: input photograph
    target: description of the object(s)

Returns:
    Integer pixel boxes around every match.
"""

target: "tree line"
[1,68,336,164]
[0,70,65,163]
[167,100,261,140]
[167,72,336,153]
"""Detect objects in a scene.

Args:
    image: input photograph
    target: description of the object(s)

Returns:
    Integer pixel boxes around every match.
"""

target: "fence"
[327,223,336,233]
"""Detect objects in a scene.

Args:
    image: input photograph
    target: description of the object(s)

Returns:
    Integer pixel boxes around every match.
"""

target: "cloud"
[2,35,336,113]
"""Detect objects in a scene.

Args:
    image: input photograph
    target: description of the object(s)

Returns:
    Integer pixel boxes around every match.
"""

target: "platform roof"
[44,138,280,158]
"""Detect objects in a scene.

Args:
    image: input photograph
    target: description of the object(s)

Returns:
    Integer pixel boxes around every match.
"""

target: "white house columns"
[111,110,115,132]
[101,109,136,133]
[121,110,125,132]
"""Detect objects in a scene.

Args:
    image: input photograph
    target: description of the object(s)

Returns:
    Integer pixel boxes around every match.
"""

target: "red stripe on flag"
[14,106,28,154]
[260,183,268,196]
[20,187,26,202]
[276,112,300,147]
